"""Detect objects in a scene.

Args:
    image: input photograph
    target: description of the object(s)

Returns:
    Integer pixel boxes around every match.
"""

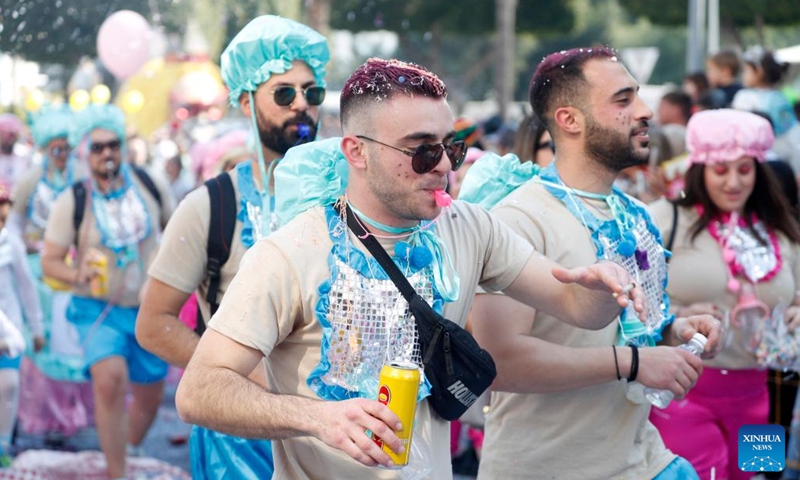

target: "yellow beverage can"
[373,361,420,468]
[89,254,109,297]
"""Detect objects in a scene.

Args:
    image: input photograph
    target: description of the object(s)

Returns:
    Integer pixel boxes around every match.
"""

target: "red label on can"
[373,385,391,448]
[378,385,390,405]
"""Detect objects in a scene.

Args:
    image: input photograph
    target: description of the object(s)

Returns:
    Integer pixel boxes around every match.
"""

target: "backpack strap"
[131,166,163,209]
[72,180,88,245]
[197,172,236,336]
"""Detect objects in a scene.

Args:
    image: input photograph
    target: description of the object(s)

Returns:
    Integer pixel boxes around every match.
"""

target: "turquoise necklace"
[347,201,460,302]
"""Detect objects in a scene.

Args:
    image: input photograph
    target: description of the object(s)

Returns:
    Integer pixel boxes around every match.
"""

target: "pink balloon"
[96,10,152,80]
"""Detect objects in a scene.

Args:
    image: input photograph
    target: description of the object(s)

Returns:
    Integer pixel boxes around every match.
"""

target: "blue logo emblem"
[739,424,785,472]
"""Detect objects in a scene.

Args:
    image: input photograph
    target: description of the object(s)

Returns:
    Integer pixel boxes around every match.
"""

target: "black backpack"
[72,168,237,336]
[196,173,236,335]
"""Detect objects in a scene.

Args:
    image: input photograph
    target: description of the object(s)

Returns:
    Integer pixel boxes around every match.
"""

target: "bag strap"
[198,172,236,336]
[131,166,163,209]
[345,205,450,366]
[72,180,87,237]
[666,201,679,257]
[344,204,417,303]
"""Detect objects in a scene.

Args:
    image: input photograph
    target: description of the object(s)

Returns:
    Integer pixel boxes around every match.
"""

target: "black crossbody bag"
[345,205,497,421]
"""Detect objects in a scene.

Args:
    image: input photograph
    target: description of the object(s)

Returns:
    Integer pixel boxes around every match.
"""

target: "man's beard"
[584,114,649,172]
[256,110,317,156]
[0,143,13,155]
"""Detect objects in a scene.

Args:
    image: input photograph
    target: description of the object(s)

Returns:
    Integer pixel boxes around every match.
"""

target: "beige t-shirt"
[652,198,800,369]
[12,164,42,218]
[148,167,244,323]
[478,181,675,480]
[208,201,533,480]
[45,170,173,307]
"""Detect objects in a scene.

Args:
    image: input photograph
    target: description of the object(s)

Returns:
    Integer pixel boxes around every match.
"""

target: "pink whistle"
[434,189,452,207]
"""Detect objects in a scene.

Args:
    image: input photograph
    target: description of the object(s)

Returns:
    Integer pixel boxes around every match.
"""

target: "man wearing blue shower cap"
[137,15,330,479]
[41,103,173,480]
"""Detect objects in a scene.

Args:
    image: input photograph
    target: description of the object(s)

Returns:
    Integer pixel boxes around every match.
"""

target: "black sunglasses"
[89,139,121,154]
[270,85,326,107]
[536,140,555,153]
[356,135,467,174]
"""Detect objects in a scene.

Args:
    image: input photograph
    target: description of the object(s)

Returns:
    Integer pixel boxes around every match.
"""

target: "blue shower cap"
[221,15,330,107]
[68,104,126,148]
[274,137,348,227]
[32,107,73,147]
[458,152,541,210]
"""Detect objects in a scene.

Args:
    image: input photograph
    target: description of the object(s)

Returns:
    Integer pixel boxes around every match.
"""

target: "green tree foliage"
[0,0,186,67]
[618,0,800,27]
[330,0,574,34]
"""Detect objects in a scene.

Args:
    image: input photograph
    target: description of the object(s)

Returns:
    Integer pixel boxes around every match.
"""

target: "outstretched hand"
[552,261,646,321]
[309,398,403,468]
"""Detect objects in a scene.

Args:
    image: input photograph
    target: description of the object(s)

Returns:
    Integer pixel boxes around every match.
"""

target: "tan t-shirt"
[45,170,173,307]
[652,198,800,369]
[208,201,533,480]
[148,167,244,323]
[12,164,42,217]
[478,181,675,480]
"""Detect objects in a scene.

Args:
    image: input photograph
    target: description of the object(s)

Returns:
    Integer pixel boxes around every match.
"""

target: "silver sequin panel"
[322,257,429,392]
[97,187,150,249]
[601,218,668,336]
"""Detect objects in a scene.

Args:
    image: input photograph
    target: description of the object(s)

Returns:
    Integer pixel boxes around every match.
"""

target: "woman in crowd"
[649,109,800,480]
[512,113,555,167]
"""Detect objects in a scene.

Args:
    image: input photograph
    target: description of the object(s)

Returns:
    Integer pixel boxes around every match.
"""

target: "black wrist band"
[612,345,621,381]
[628,345,639,382]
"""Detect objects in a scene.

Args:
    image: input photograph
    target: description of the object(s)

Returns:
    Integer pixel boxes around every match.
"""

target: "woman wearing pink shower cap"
[0,114,30,190]
[648,109,800,480]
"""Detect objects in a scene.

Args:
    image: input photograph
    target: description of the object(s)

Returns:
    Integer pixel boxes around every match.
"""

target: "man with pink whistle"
[176,57,649,479]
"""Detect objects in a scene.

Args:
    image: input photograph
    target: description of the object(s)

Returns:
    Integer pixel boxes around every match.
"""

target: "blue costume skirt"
[189,425,273,479]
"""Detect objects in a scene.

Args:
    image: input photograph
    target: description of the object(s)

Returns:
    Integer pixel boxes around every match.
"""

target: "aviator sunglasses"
[270,85,326,107]
[356,135,468,174]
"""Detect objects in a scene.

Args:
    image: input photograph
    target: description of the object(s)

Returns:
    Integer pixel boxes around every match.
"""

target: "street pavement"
[13,373,478,478]
[14,374,191,476]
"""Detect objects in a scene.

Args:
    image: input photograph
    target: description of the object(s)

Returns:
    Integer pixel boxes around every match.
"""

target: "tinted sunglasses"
[356,135,467,174]
[89,139,121,154]
[270,85,326,107]
[50,145,72,157]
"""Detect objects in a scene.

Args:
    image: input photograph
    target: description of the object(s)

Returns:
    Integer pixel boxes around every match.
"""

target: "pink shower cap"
[687,109,774,164]
[190,129,249,181]
[0,114,22,135]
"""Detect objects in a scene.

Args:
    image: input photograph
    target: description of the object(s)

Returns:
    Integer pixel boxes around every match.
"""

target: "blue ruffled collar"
[236,161,276,248]
[534,162,674,345]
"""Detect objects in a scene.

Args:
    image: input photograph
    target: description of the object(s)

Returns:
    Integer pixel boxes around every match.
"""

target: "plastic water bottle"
[644,333,708,408]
